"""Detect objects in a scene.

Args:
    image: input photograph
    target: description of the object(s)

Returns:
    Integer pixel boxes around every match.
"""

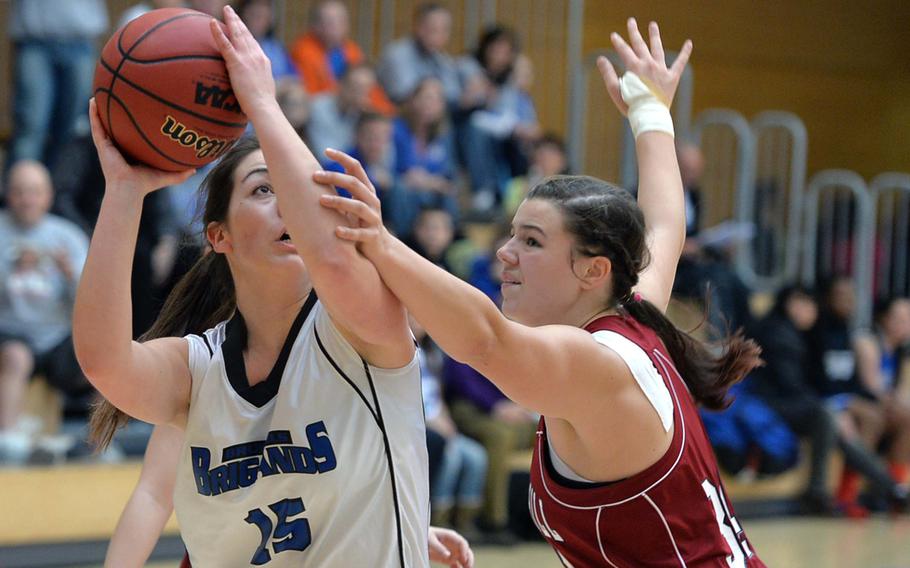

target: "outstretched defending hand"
[89,98,195,195]
[598,18,692,114]
[314,148,391,259]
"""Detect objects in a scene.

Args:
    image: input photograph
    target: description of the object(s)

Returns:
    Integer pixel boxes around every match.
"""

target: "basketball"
[92,8,248,172]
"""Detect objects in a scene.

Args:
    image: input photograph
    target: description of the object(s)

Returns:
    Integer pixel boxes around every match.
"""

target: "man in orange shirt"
[291,0,394,114]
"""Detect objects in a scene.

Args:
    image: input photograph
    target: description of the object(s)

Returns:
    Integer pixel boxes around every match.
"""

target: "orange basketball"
[92,8,248,172]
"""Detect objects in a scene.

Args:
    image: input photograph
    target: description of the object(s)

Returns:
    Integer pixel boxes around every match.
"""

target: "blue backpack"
[700,382,799,475]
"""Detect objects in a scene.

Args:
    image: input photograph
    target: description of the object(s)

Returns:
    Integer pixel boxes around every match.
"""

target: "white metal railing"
[801,170,875,328]
[746,111,808,290]
[869,172,910,302]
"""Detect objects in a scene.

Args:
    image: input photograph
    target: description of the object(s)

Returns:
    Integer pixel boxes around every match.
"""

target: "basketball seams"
[98,56,246,129]
[121,54,225,64]
[97,87,198,168]
[109,13,206,169]
[117,13,227,64]
[94,11,246,171]
[116,13,206,58]
[108,12,202,110]
[102,29,121,160]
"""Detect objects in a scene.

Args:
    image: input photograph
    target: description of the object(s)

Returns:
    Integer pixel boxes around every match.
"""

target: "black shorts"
[0,332,89,396]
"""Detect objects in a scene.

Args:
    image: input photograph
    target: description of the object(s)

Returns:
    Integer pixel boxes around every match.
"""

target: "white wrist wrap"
[620,72,674,139]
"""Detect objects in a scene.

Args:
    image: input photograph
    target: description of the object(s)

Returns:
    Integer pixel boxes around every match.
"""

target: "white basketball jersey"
[174,293,430,567]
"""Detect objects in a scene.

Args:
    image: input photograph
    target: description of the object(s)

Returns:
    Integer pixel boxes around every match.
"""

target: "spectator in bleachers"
[466,231,509,302]
[404,206,456,272]
[453,26,521,213]
[443,356,536,542]
[458,31,541,213]
[277,81,312,146]
[672,143,754,336]
[678,142,704,238]
[324,112,425,234]
[700,381,799,479]
[377,2,465,106]
[187,0,228,17]
[291,0,396,115]
[393,78,460,232]
[810,277,890,515]
[6,0,109,172]
[475,53,540,145]
[810,277,876,405]
[116,0,184,29]
[46,125,175,338]
[855,297,910,490]
[438,239,534,540]
[291,0,352,91]
[494,53,542,164]
[307,64,382,162]
[748,286,838,513]
[236,0,300,87]
[750,285,908,514]
[412,316,487,537]
[0,161,90,463]
[503,133,569,216]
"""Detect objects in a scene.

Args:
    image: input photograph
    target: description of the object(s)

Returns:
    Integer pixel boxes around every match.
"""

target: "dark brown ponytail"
[528,175,762,410]
[621,298,761,409]
[88,137,262,449]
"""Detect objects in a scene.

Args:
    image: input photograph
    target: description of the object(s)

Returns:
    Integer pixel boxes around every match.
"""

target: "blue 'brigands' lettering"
[191,421,337,496]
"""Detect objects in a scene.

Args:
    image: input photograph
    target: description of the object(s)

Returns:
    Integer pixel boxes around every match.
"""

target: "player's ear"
[575,255,612,290]
[206,221,232,253]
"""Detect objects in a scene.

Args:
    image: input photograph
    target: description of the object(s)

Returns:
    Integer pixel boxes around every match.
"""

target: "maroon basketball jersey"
[529,315,765,567]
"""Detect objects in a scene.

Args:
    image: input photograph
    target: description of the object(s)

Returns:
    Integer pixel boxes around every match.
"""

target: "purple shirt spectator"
[442,357,507,414]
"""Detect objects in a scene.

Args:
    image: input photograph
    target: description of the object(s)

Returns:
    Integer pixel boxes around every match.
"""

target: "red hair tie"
[633,292,643,303]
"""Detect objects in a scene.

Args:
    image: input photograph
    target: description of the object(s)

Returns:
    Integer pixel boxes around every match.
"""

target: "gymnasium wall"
[1,0,908,181]
[582,0,910,179]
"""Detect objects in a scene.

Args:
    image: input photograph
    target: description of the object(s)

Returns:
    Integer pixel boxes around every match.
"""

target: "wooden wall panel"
[582,0,910,179]
[0,2,11,140]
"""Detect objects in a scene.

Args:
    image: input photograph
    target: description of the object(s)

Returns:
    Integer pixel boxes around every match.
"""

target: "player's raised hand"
[89,98,195,195]
[597,18,692,115]
[210,5,275,114]
[428,526,474,568]
[314,148,391,259]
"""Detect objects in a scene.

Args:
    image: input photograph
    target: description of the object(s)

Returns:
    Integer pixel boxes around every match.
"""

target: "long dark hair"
[402,78,447,144]
[236,0,279,38]
[873,296,910,369]
[527,175,762,410]
[474,25,518,85]
[89,138,262,448]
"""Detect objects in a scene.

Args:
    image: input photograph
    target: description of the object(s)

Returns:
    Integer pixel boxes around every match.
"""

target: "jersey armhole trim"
[534,348,687,509]
[591,330,674,432]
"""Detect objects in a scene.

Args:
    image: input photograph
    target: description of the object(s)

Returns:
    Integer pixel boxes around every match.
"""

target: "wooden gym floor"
[82,518,910,568]
[3,462,909,567]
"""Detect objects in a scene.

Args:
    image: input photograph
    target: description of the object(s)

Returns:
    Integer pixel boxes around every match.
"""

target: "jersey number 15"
[245,497,311,565]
